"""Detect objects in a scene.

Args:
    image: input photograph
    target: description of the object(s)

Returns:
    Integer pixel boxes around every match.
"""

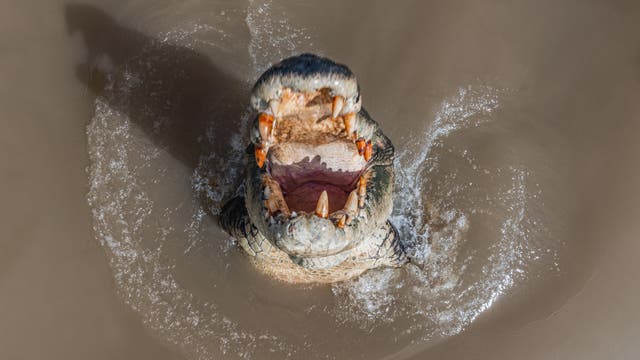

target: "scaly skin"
[220,54,407,283]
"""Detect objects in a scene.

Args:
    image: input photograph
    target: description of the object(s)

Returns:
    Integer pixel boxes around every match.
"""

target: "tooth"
[255,145,267,168]
[343,112,355,136]
[264,178,290,217]
[358,176,367,209]
[356,137,366,155]
[364,140,373,161]
[358,176,367,196]
[315,190,329,218]
[343,190,358,215]
[259,113,274,142]
[336,214,347,228]
[269,99,280,116]
[266,197,288,217]
[332,96,344,119]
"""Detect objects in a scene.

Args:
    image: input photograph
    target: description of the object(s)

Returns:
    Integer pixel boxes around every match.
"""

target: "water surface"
[2,1,640,359]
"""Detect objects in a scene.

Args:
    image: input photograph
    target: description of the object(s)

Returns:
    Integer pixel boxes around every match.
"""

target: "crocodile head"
[244,54,395,265]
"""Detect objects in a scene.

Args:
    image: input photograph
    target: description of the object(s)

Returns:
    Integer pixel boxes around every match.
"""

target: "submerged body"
[221,54,407,283]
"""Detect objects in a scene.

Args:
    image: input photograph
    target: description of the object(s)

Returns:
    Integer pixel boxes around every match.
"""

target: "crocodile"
[220,54,407,283]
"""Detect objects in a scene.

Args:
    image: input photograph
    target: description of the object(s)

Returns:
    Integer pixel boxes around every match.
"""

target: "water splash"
[191,0,317,217]
[87,98,294,359]
[245,0,314,77]
[86,5,321,359]
[332,85,556,340]
[86,19,298,359]
[191,109,249,217]
[86,5,559,358]
[391,85,501,261]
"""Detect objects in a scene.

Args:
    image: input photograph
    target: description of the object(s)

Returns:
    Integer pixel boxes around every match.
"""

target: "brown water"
[2,0,640,359]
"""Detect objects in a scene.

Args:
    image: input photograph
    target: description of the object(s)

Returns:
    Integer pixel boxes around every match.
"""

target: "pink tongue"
[284,182,348,214]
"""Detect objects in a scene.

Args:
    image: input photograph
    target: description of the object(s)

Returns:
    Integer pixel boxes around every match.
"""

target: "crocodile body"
[220,54,407,283]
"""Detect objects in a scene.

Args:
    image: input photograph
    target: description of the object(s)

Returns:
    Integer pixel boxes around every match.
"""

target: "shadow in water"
[65,3,248,180]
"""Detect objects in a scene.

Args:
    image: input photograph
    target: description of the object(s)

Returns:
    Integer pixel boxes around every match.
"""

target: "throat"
[268,153,363,213]
[284,183,349,214]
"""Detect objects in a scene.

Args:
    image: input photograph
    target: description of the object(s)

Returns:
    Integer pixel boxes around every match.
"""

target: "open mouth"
[254,87,372,228]
[219,53,404,279]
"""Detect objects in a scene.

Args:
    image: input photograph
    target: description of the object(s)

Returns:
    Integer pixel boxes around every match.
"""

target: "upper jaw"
[251,76,361,118]
[250,53,361,117]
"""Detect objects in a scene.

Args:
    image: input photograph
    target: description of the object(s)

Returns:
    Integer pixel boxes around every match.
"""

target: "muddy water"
[2,0,640,359]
